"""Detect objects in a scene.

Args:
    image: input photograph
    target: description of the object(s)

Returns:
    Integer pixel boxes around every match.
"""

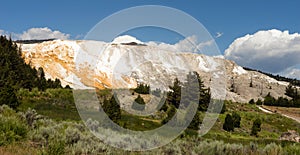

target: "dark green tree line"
[0,36,64,109]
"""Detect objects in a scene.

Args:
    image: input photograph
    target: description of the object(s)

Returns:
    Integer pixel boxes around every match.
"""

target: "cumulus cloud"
[279,67,300,79]
[225,29,300,73]
[146,35,214,54]
[1,27,70,40]
[17,27,70,40]
[0,29,10,38]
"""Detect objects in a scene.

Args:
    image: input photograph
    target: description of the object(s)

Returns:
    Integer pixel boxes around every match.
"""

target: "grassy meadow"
[0,88,300,154]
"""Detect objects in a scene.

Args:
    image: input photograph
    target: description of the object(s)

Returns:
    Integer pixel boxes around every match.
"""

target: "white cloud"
[278,65,300,79]
[146,35,214,53]
[215,32,223,38]
[225,29,300,73]
[1,27,70,40]
[17,27,70,40]
[0,29,10,38]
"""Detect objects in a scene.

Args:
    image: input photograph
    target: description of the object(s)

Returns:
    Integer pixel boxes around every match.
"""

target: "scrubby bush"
[20,108,43,128]
[263,142,282,155]
[47,140,65,155]
[65,127,81,145]
[0,105,27,146]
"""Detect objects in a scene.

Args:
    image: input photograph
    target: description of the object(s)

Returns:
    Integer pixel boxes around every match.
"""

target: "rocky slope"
[18,36,290,103]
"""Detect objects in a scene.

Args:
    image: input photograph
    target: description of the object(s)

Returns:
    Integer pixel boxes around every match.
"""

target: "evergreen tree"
[37,67,47,91]
[256,99,262,105]
[223,114,234,132]
[132,95,146,111]
[285,84,299,100]
[167,78,182,109]
[102,95,121,123]
[194,72,211,111]
[220,101,226,114]
[263,93,275,105]
[251,118,262,136]
[158,96,168,112]
[187,112,201,130]
[134,83,150,94]
[232,112,241,128]
[0,81,19,109]
[162,105,176,125]
[0,35,64,93]
[249,99,255,104]
[181,72,200,108]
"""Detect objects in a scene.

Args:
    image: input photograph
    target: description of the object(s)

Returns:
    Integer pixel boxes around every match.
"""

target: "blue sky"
[1,1,300,77]
[1,0,299,53]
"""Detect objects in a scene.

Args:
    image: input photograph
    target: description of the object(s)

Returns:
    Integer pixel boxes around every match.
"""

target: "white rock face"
[19,36,290,103]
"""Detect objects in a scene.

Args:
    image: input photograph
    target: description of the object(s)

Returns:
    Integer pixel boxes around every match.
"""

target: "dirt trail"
[257,105,300,123]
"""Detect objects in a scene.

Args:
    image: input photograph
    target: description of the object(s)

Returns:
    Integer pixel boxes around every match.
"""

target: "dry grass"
[262,105,300,123]
[0,141,41,155]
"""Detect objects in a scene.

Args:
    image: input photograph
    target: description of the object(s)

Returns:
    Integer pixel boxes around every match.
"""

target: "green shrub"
[263,143,282,155]
[65,127,81,145]
[251,118,262,136]
[0,115,27,145]
[20,108,43,128]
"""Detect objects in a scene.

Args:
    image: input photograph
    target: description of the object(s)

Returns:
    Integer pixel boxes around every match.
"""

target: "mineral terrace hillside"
[18,36,291,103]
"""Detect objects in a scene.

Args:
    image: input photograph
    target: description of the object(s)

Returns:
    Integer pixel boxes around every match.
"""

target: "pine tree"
[232,112,241,128]
[167,78,182,109]
[134,83,150,94]
[162,105,176,125]
[251,118,262,136]
[0,81,19,109]
[102,95,121,123]
[221,101,226,114]
[187,112,201,130]
[223,114,234,132]
[194,72,210,111]
[0,35,64,93]
[285,84,299,100]
[132,95,146,111]
[249,99,255,104]
[256,99,262,105]
[181,72,200,108]
[264,92,275,105]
